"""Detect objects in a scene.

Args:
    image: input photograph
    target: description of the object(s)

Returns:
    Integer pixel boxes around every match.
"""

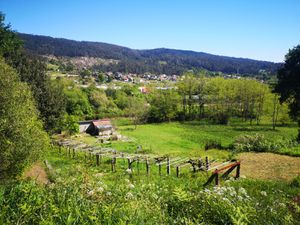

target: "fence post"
[176,166,180,177]
[167,157,170,175]
[205,156,209,170]
[137,158,140,174]
[198,158,203,170]
[236,163,240,178]
[128,158,132,169]
[146,159,150,176]
[158,162,162,176]
[215,170,219,186]
[96,154,100,166]
[111,157,116,172]
[72,148,75,159]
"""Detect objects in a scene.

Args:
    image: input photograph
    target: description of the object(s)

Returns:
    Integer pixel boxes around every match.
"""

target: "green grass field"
[108,120,298,156]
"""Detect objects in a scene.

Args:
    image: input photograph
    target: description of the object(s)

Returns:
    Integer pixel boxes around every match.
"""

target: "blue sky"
[1,0,299,62]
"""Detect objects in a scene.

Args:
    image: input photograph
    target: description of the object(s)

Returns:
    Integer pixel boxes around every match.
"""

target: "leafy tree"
[275,45,300,141]
[125,97,149,129]
[148,90,180,122]
[0,12,66,133]
[0,58,49,180]
[63,115,79,135]
[0,12,23,58]
[64,87,94,119]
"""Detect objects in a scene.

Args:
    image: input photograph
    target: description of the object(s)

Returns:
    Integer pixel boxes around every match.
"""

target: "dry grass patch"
[23,162,49,185]
[238,152,300,181]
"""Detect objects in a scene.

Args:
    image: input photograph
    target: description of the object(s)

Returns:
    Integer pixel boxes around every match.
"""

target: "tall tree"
[275,45,300,141]
[0,58,49,180]
[0,13,66,132]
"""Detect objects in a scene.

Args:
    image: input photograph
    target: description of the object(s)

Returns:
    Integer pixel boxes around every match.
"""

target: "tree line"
[19,33,281,76]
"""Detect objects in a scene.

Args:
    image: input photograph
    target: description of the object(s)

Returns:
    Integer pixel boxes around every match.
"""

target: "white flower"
[106,191,112,196]
[125,192,134,199]
[126,168,132,174]
[96,187,104,193]
[87,190,94,196]
[128,183,135,189]
[260,191,267,196]
[237,195,243,201]
[124,179,130,183]
[239,187,247,196]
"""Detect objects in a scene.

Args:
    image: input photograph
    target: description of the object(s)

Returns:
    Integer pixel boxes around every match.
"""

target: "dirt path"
[23,162,49,185]
[238,152,300,181]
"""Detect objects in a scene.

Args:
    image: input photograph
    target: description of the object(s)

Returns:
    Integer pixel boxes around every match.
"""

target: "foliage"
[63,115,79,135]
[148,89,180,122]
[0,59,49,180]
[204,139,222,150]
[290,176,300,188]
[0,150,298,224]
[0,13,66,133]
[0,12,23,58]
[275,44,300,141]
[19,33,281,76]
[233,133,297,153]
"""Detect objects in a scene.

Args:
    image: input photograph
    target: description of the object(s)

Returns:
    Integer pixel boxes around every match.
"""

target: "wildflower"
[126,168,132,174]
[106,191,112,196]
[96,187,104,193]
[239,187,247,196]
[260,191,267,196]
[94,173,104,178]
[87,190,94,196]
[125,192,134,200]
[128,183,135,189]
[237,195,243,201]
[152,193,158,200]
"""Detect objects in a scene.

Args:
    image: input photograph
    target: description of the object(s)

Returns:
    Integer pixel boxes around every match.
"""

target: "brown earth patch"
[238,152,300,181]
[23,162,49,185]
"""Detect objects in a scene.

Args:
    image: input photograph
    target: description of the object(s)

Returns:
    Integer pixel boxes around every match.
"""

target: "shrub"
[290,176,300,188]
[204,139,222,150]
[233,134,270,152]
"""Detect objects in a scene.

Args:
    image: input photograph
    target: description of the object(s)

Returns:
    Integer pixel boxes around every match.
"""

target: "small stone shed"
[85,119,114,136]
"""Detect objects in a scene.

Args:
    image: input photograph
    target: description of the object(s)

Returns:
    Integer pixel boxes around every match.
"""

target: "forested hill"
[18,33,281,75]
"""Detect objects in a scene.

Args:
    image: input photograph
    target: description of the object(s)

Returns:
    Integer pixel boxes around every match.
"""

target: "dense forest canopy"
[19,33,281,76]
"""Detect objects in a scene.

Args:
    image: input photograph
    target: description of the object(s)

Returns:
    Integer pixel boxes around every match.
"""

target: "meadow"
[1,119,299,224]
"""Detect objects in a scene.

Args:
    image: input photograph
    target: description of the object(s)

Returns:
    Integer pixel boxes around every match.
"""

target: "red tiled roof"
[92,119,111,126]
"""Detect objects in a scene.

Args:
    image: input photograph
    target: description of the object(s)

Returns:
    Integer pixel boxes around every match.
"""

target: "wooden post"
[235,163,240,178]
[72,148,75,158]
[205,157,209,171]
[128,158,132,169]
[96,154,100,166]
[146,159,150,176]
[137,159,140,174]
[68,147,71,157]
[111,157,116,172]
[176,166,180,177]
[167,157,170,175]
[158,163,162,176]
[215,171,219,186]
[198,158,203,170]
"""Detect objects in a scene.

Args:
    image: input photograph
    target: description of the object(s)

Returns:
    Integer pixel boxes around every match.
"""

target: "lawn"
[111,120,298,157]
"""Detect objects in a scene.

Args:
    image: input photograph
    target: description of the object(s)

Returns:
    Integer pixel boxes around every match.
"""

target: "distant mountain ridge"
[18,33,281,75]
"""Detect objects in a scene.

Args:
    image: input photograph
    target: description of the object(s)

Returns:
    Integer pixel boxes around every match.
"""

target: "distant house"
[78,120,92,133]
[138,86,149,94]
[85,119,113,136]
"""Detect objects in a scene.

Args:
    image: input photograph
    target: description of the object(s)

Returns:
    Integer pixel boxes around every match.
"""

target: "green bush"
[290,176,300,188]
[232,133,296,153]
[233,134,271,152]
[204,139,222,150]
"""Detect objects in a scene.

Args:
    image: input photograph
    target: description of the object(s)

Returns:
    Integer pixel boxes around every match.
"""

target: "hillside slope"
[19,33,281,75]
